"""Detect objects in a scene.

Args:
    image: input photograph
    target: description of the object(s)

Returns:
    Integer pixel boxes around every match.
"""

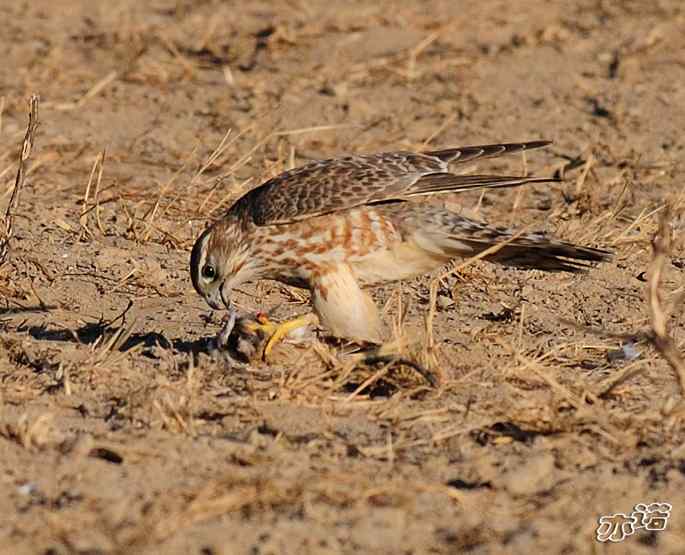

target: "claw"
[255,311,270,325]
[361,353,437,387]
[341,342,438,387]
[262,314,317,358]
[235,313,317,360]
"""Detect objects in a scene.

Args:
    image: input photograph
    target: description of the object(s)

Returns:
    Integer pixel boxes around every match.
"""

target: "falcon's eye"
[201,264,216,281]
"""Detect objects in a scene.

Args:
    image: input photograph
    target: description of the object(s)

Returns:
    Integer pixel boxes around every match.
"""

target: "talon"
[239,313,276,336]
[341,342,438,387]
[256,311,270,325]
[365,354,437,387]
[218,312,317,361]
[262,314,317,359]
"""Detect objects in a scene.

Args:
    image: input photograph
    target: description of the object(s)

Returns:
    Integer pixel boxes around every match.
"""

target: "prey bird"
[190,141,610,352]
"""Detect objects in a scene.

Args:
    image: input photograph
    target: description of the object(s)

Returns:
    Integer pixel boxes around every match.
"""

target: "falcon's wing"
[242,140,557,226]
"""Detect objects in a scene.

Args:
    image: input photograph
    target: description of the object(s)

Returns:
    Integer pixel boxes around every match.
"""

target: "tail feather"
[423,140,552,165]
[406,172,560,197]
[418,212,611,274]
[485,240,611,272]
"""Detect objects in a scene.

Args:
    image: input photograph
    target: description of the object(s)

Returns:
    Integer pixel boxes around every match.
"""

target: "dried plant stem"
[647,205,685,395]
[82,150,107,236]
[0,95,39,265]
[93,150,106,234]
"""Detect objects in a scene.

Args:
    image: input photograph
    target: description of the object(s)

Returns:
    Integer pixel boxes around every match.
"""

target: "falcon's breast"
[250,204,448,288]
[252,206,406,286]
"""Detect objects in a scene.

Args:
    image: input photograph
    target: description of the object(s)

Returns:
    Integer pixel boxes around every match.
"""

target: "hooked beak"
[219,281,232,311]
[205,281,232,311]
[206,296,223,310]
[216,304,237,350]
[205,283,225,311]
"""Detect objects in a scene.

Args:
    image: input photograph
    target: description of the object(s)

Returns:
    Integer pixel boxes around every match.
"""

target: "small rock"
[607,342,640,363]
[17,483,38,496]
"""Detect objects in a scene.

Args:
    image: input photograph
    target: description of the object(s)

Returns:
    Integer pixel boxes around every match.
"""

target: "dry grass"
[647,205,685,394]
[0,95,39,265]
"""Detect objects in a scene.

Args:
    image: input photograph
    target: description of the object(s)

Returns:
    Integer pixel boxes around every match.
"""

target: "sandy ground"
[1,1,685,553]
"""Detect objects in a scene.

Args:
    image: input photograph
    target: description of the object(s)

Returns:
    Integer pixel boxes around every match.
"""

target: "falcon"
[190,141,609,349]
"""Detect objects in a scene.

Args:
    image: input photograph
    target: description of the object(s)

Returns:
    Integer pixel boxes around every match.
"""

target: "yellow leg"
[243,313,318,359]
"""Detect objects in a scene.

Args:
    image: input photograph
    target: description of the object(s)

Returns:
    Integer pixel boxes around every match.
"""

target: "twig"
[93,150,106,234]
[0,95,39,265]
[647,205,685,395]
[80,150,107,236]
[595,359,647,399]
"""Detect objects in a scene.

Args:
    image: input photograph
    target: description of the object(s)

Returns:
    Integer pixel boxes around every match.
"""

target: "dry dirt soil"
[1,1,685,554]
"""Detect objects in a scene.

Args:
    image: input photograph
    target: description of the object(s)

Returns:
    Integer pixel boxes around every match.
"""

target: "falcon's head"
[189,220,259,312]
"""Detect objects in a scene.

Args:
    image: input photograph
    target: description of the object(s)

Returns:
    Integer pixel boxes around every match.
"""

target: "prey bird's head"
[190,219,260,312]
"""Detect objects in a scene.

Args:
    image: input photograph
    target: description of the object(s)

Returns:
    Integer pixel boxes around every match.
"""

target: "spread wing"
[240,140,557,226]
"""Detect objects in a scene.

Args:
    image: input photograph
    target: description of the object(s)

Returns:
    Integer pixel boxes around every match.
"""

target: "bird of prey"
[190,141,609,348]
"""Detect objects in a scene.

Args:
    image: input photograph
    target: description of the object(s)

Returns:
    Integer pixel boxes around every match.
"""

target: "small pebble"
[607,342,640,363]
[17,483,38,496]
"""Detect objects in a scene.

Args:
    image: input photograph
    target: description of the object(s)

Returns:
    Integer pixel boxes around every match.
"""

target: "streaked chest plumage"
[252,207,402,283]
